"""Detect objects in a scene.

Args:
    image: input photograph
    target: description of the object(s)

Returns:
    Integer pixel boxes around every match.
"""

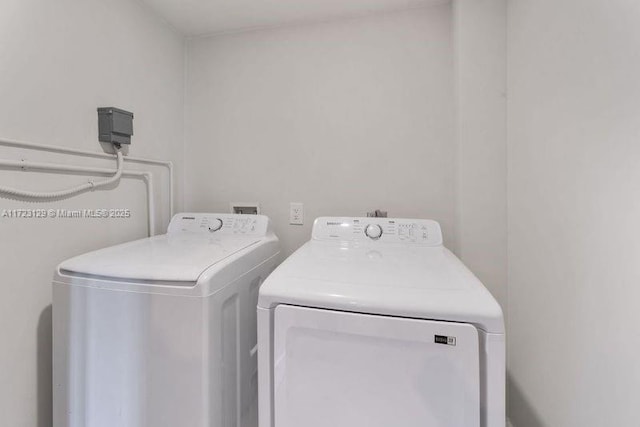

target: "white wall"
[508,0,640,426]
[0,0,184,425]
[454,0,507,309]
[185,6,455,257]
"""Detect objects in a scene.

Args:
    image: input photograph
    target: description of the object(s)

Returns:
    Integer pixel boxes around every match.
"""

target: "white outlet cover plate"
[289,202,304,225]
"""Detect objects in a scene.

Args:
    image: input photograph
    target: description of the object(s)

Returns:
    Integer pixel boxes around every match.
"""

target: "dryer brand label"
[434,335,456,346]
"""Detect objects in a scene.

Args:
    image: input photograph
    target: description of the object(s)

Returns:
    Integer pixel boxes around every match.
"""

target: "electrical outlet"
[289,202,304,225]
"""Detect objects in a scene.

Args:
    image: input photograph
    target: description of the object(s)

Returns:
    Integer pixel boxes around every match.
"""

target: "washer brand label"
[434,335,456,346]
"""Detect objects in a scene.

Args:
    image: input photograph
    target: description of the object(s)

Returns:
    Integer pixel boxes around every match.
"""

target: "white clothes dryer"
[258,217,504,427]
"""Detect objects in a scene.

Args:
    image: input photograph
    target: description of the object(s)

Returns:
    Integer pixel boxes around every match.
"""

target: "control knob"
[208,218,223,232]
[364,224,383,240]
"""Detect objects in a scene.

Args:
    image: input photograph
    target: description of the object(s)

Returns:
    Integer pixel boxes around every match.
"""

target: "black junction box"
[98,107,134,145]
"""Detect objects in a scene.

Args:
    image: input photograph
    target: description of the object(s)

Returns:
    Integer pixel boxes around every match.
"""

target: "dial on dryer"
[364,224,383,240]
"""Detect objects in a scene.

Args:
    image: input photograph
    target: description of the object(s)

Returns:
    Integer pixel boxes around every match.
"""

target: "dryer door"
[273,305,480,427]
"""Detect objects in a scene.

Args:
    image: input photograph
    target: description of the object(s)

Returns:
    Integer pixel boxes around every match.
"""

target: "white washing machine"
[258,217,505,427]
[53,213,280,427]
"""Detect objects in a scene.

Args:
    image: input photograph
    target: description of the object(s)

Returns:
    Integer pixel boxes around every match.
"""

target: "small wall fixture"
[98,107,134,146]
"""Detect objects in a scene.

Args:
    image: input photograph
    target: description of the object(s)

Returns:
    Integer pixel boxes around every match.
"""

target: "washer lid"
[59,234,261,283]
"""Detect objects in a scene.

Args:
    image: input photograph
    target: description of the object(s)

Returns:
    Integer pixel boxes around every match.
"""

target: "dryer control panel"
[167,213,271,237]
[312,217,443,246]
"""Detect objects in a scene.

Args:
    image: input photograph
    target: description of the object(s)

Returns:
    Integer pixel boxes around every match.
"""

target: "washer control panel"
[312,217,443,246]
[167,213,270,236]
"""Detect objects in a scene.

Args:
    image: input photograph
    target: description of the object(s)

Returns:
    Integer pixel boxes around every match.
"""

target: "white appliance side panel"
[273,305,480,427]
[208,274,265,427]
[480,331,506,427]
[257,307,275,427]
